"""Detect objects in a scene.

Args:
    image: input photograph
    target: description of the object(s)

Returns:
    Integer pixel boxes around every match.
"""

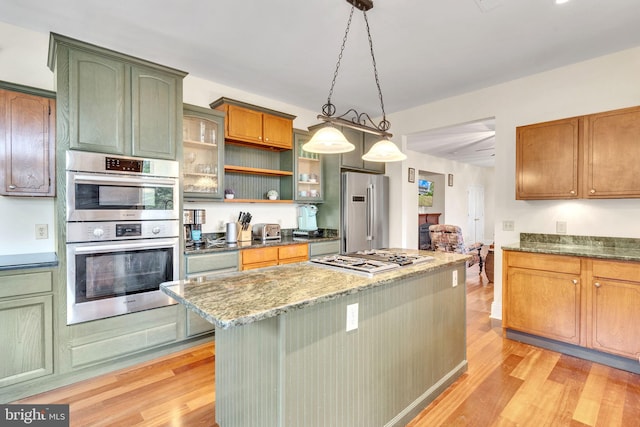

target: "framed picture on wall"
[408,167,415,183]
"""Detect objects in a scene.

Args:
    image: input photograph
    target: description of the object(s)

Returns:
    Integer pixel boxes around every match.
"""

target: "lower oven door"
[66,238,179,325]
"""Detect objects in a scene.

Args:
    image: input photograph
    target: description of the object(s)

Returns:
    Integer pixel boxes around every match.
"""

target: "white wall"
[386,45,640,320]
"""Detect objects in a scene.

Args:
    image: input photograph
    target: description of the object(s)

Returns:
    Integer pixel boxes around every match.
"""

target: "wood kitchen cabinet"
[48,33,186,160]
[589,259,640,359]
[516,117,580,199]
[240,243,308,271]
[210,98,295,150]
[516,105,640,200]
[503,251,582,345]
[0,85,56,196]
[503,250,640,362]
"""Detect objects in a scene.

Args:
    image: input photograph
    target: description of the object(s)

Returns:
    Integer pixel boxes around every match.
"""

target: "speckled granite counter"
[0,252,58,271]
[164,248,469,427]
[502,233,640,261]
[162,249,468,329]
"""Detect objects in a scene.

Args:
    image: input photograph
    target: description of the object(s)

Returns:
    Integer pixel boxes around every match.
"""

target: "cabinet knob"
[594,282,601,288]
[572,279,578,285]
[8,185,16,190]
[569,190,576,195]
[590,189,596,194]
[265,137,269,141]
[259,136,262,140]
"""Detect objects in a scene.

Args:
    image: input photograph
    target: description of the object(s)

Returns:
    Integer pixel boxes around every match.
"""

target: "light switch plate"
[452,270,458,287]
[502,220,515,231]
[35,224,48,239]
[556,221,567,234]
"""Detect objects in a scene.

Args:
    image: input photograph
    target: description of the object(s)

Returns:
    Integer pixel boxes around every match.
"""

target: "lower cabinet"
[589,260,640,360]
[0,269,54,388]
[185,250,239,337]
[503,251,640,361]
[503,252,581,345]
[309,240,340,258]
[240,243,309,271]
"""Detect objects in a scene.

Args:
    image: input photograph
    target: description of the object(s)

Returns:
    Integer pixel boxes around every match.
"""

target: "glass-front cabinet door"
[294,129,323,202]
[182,104,225,199]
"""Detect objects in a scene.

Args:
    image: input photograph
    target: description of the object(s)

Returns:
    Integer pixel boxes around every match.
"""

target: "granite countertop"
[161,249,469,329]
[502,233,640,262]
[0,252,58,271]
[185,234,340,255]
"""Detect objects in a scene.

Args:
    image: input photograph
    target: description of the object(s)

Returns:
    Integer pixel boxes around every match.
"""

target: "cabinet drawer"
[0,271,53,298]
[278,243,308,260]
[242,247,278,265]
[505,251,580,275]
[186,251,239,275]
[309,240,340,257]
[592,259,640,282]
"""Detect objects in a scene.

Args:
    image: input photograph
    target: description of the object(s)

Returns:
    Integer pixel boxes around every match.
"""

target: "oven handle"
[72,239,177,254]
[72,174,177,187]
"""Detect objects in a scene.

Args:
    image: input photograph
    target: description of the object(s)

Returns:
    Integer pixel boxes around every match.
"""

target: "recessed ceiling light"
[555,0,570,4]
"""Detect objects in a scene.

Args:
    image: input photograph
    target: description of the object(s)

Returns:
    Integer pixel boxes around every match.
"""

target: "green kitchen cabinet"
[48,33,186,159]
[0,269,54,388]
[183,104,225,200]
[184,250,239,336]
[293,129,324,203]
[340,127,386,174]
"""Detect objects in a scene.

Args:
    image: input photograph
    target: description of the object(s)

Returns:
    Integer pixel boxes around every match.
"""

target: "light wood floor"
[17,265,640,426]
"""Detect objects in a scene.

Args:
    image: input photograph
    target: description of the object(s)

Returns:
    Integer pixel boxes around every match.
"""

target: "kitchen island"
[161,249,469,427]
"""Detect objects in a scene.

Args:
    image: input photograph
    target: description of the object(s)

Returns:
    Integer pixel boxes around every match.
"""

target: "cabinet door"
[0,89,55,196]
[584,106,640,198]
[505,267,581,344]
[183,104,225,199]
[294,130,323,202]
[263,114,292,149]
[131,65,178,159]
[589,278,640,359]
[0,295,53,387]
[227,105,263,144]
[278,243,309,264]
[363,132,386,173]
[516,117,580,199]
[240,247,278,270]
[69,49,127,154]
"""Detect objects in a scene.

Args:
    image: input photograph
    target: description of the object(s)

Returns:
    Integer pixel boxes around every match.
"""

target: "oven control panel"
[67,220,179,243]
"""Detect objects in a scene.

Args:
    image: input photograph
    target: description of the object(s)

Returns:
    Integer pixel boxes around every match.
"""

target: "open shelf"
[223,198,293,203]
[224,165,293,177]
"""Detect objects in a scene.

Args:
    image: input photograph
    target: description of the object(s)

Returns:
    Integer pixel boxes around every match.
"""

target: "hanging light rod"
[303,0,406,161]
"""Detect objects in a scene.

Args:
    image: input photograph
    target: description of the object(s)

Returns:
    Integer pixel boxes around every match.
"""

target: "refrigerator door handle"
[366,184,374,241]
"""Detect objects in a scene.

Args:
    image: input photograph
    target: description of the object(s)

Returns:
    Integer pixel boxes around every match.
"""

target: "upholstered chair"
[428,224,483,274]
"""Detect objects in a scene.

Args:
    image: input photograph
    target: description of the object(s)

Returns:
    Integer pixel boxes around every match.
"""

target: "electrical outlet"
[556,221,567,234]
[502,220,515,231]
[452,270,458,287]
[346,303,358,332]
[35,224,48,239]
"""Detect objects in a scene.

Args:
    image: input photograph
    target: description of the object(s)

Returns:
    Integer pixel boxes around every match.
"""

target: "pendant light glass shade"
[361,138,407,162]
[302,126,356,154]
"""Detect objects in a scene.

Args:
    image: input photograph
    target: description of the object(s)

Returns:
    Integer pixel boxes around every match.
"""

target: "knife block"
[237,222,252,242]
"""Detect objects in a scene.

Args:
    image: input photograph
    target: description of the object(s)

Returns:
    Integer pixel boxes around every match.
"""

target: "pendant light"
[303,0,406,162]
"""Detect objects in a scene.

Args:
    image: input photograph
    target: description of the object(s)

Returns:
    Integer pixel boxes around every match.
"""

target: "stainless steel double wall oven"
[65,151,180,324]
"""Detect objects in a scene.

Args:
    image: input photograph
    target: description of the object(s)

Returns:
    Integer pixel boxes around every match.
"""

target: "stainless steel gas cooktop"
[310,250,434,276]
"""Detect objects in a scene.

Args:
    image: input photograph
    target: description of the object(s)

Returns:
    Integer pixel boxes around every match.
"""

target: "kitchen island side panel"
[214,264,467,427]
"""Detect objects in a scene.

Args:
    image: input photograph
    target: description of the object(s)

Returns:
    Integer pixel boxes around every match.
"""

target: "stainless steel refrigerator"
[341,172,389,253]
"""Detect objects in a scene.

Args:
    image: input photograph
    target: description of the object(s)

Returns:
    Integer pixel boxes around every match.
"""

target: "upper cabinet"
[48,33,187,160]
[210,98,295,150]
[183,104,225,200]
[516,105,640,200]
[0,84,56,197]
[293,129,323,202]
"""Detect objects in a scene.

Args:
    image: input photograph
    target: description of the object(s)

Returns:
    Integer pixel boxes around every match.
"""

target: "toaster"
[252,223,281,241]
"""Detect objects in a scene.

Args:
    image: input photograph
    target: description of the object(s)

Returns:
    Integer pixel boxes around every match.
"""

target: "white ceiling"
[1,0,639,167]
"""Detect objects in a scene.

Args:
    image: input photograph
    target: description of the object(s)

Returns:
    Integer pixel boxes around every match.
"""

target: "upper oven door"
[66,171,179,222]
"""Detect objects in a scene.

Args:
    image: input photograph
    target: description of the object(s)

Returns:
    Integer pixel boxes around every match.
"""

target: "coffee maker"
[297,205,318,231]
[183,209,206,247]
